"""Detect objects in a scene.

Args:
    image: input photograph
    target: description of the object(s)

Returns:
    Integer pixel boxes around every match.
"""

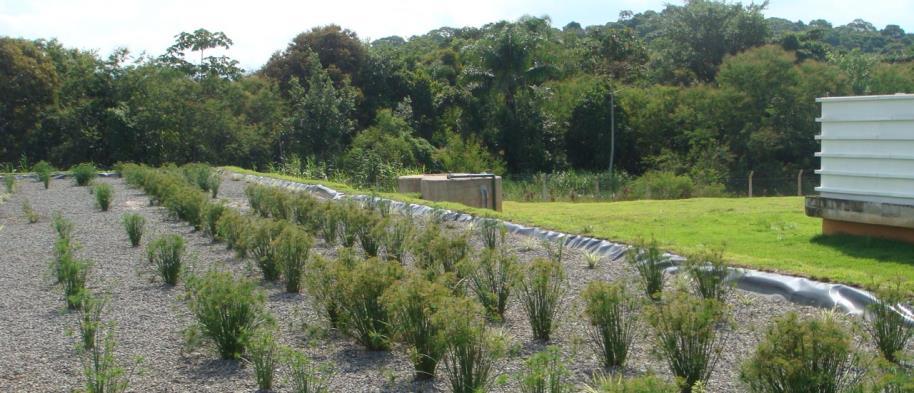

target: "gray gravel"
[0,173,903,392]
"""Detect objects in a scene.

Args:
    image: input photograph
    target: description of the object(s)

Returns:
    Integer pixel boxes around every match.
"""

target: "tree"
[827,48,878,94]
[0,38,59,163]
[285,53,356,160]
[160,29,241,79]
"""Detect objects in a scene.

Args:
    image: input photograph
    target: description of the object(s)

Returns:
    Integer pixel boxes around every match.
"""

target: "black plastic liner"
[237,173,914,324]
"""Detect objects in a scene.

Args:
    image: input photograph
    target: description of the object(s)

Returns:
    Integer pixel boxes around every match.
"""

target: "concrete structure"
[398,173,502,211]
[805,94,914,243]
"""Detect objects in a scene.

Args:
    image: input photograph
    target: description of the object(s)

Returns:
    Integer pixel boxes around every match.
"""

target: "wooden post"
[748,171,754,198]
[594,178,600,197]
[541,176,547,201]
[797,169,804,196]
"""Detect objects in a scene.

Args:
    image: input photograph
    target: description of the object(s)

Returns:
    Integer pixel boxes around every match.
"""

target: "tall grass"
[52,212,74,240]
[23,200,39,223]
[383,217,412,262]
[248,219,285,282]
[82,324,131,393]
[33,161,53,189]
[246,329,278,391]
[684,247,732,300]
[3,175,14,193]
[583,281,637,369]
[464,248,518,321]
[864,280,913,364]
[305,255,348,328]
[216,209,250,257]
[72,163,97,186]
[93,183,114,211]
[477,218,506,250]
[121,213,145,247]
[147,234,185,285]
[203,202,226,239]
[381,273,450,379]
[519,258,566,341]
[285,349,332,393]
[518,346,573,393]
[275,225,312,293]
[61,255,90,310]
[185,270,270,359]
[436,297,504,393]
[582,373,678,393]
[78,291,105,351]
[626,239,669,301]
[338,259,404,350]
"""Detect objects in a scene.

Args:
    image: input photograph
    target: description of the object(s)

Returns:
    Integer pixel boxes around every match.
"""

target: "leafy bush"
[23,200,39,223]
[626,239,669,301]
[216,209,250,257]
[52,211,74,240]
[865,280,913,364]
[82,324,131,393]
[477,218,506,250]
[629,171,696,200]
[246,329,277,391]
[436,297,504,393]
[61,254,90,310]
[72,163,97,186]
[383,217,412,262]
[428,231,470,274]
[185,270,270,359]
[245,183,290,219]
[381,273,451,379]
[33,161,53,189]
[684,247,731,300]
[583,373,678,393]
[646,292,726,393]
[464,248,518,321]
[518,346,573,393]
[338,258,404,350]
[121,213,145,247]
[164,188,207,229]
[315,202,340,245]
[203,202,226,239]
[147,234,185,285]
[248,219,286,282]
[285,348,332,393]
[305,255,350,328]
[583,281,637,369]
[290,193,319,231]
[275,225,313,293]
[740,312,864,393]
[3,175,14,193]
[519,258,566,341]
[93,183,114,211]
[412,224,441,270]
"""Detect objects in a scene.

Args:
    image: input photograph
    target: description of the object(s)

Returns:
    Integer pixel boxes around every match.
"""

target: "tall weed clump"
[646,291,727,393]
[463,248,518,321]
[518,346,573,393]
[684,247,731,300]
[248,219,286,282]
[3,175,14,193]
[52,212,74,240]
[61,254,90,309]
[274,225,312,293]
[33,161,53,189]
[203,202,226,239]
[78,292,105,351]
[147,234,185,285]
[185,270,270,359]
[582,281,637,369]
[740,312,864,393]
[519,258,566,341]
[436,297,504,393]
[384,217,413,262]
[305,255,351,328]
[865,280,913,364]
[285,349,332,393]
[382,273,451,379]
[627,239,669,300]
[93,183,114,211]
[121,213,145,247]
[216,209,250,257]
[246,329,278,391]
[82,323,131,393]
[72,163,97,186]
[477,218,506,250]
[338,259,404,350]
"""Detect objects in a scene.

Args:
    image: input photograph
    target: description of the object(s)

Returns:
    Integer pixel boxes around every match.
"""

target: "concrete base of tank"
[805,195,914,244]
[398,174,502,211]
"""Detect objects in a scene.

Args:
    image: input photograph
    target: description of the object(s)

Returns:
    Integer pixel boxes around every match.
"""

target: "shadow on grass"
[809,234,914,265]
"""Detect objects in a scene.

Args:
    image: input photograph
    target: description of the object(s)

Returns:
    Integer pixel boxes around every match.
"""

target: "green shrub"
[246,329,277,391]
[583,281,637,369]
[203,202,226,239]
[285,349,332,393]
[338,259,404,350]
[315,202,340,245]
[23,201,39,223]
[382,273,450,379]
[146,234,185,285]
[646,292,726,393]
[684,247,731,300]
[182,163,215,194]
[164,188,206,229]
[353,210,384,257]
[865,280,913,364]
[33,161,53,189]
[93,183,114,211]
[207,172,221,198]
[583,373,678,393]
[290,193,319,231]
[305,255,349,328]
[412,225,441,270]
[428,231,470,274]
[740,312,864,393]
[78,292,105,351]
[3,175,14,193]
[464,248,518,321]
[52,236,74,284]
[121,213,144,247]
[477,218,506,250]
[216,209,249,257]
[185,270,270,359]
[275,225,312,293]
[519,258,566,341]
[626,239,668,301]
[52,211,74,240]
[337,202,360,248]
[248,219,286,282]
[629,171,696,200]
[541,238,565,264]
[518,345,573,393]
[72,163,97,186]
[436,297,504,393]
[82,324,130,393]
[61,255,90,310]
[383,217,412,262]
[245,183,270,217]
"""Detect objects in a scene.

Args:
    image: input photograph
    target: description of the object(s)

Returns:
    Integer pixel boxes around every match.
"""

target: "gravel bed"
[0,173,902,392]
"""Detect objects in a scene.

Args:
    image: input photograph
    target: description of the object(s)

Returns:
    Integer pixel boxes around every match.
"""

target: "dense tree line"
[2,1,914,190]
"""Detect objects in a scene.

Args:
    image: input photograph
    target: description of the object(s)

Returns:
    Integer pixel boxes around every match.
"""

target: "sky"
[2,0,913,71]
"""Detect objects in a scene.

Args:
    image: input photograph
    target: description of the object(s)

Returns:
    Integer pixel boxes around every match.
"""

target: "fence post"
[541,176,547,201]
[594,178,600,197]
[797,169,804,196]
[748,171,754,198]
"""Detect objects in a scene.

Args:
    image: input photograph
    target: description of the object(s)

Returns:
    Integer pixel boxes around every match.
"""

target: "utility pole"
[608,90,617,198]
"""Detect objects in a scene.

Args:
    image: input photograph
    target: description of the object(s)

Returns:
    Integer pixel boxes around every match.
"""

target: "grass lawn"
[227,167,914,292]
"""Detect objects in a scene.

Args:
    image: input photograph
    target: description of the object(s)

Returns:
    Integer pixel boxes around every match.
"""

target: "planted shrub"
[337,203,360,248]
[384,217,412,262]
[93,183,114,211]
[52,211,74,240]
[583,281,637,369]
[684,247,731,300]
[164,188,206,229]
[436,297,504,393]
[248,219,286,282]
[541,238,565,264]
[78,292,105,351]
[203,202,226,239]
[52,236,74,284]
[353,210,383,257]
[246,329,277,391]
[286,349,331,393]
[464,248,518,321]
[412,225,441,270]
[72,163,97,186]
[519,258,566,341]
[519,346,573,393]
[740,312,864,393]
[216,209,250,257]
[315,203,340,245]
[289,193,318,230]
[865,280,913,364]
[626,239,669,300]
[583,373,678,393]
[61,255,90,310]
[33,161,53,189]
[275,225,312,293]
[146,234,185,285]
[121,213,145,247]
[428,231,470,274]
[338,259,404,350]
[3,175,14,193]
[646,292,726,393]
[185,269,270,359]
[245,184,270,217]
[82,325,130,393]
[381,273,450,380]
[23,201,39,223]
[207,172,221,198]
[477,218,506,250]
[305,255,349,328]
